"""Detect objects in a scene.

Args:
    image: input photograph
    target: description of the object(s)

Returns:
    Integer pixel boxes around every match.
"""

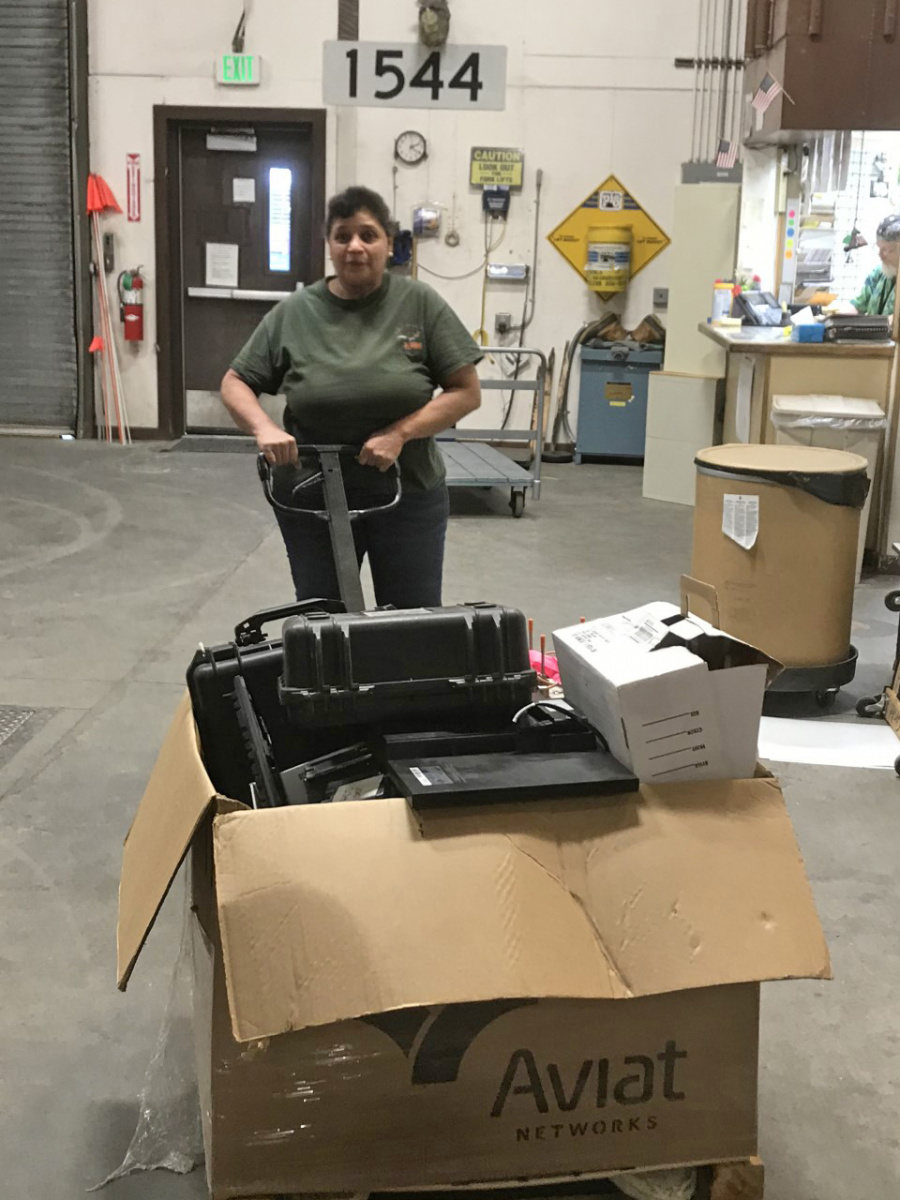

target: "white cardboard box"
[554,603,780,783]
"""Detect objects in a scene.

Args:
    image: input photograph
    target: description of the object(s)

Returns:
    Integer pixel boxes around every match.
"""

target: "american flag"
[751,72,783,113]
[716,139,738,169]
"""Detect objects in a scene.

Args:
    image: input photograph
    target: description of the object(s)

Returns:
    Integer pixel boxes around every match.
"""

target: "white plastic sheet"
[91,884,203,1190]
[613,1166,697,1200]
[759,716,898,770]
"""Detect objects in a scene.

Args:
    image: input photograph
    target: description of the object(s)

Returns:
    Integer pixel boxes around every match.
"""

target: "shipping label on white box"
[569,609,671,652]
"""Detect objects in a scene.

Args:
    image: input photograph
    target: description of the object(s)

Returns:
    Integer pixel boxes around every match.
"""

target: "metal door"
[179,125,316,432]
[0,0,78,431]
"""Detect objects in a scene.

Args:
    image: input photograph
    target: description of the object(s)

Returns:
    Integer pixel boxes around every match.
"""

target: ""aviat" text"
[490,1041,687,1118]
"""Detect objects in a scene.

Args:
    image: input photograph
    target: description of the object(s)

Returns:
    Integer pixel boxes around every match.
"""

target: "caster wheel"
[856,695,885,718]
[815,689,838,710]
[886,591,900,613]
[894,754,900,778]
[509,490,526,518]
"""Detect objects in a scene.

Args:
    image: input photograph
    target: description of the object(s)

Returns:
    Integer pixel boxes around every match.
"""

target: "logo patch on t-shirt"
[397,326,425,357]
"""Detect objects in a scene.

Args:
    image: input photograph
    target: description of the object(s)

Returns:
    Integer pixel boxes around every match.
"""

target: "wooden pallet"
[262,1156,765,1200]
[700,1157,765,1200]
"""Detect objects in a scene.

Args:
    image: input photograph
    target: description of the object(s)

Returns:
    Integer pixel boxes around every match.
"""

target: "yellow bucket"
[585,226,632,293]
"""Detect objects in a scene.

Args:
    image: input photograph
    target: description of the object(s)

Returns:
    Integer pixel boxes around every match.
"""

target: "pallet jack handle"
[257,447,402,614]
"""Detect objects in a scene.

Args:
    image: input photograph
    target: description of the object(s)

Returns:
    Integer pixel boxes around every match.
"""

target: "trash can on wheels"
[690,444,870,708]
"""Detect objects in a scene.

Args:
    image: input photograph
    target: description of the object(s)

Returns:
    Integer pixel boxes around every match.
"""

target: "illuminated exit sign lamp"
[216,54,262,86]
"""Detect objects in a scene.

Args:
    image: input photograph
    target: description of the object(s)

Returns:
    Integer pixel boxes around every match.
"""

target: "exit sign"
[216,54,261,86]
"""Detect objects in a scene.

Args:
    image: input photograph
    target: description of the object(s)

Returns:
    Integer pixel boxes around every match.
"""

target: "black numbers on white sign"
[346,48,485,104]
[375,48,405,98]
[410,52,444,100]
[448,52,484,102]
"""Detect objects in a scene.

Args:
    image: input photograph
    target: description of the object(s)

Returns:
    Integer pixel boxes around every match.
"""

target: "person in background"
[220,186,482,608]
[852,213,900,317]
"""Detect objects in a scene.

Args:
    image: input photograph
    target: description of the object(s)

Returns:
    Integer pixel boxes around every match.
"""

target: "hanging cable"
[698,0,714,162]
[232,4,249,52]
[696,0,710,162]
[469,218,506,345]
[717,0,733,147]
[730,0,745,155]
[515,168,543,333]
[498,172,544,430]
[418,260,489,281]
[418,219,505,283]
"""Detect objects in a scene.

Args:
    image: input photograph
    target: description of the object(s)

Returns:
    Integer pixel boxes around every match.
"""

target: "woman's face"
[328,209,391,296]
[877,237,900,278]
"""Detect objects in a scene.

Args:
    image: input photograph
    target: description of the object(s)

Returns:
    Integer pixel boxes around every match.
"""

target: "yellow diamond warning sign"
[547,175,670,298]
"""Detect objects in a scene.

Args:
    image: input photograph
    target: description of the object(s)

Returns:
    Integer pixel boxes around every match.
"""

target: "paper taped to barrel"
[554,603,781,783]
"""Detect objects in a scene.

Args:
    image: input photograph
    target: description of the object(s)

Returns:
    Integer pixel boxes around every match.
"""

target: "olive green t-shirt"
[230,275,483,491]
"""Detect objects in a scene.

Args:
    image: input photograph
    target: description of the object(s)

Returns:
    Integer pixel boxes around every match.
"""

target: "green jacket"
[853,267,896,317]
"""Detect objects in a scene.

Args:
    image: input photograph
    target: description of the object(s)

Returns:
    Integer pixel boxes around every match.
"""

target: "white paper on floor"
[759,716,900,770]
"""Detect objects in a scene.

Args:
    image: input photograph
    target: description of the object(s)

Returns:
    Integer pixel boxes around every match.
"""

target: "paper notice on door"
[232,177,256,204]
[735,354,754,442]
[205,242,239,288]
[723,494,759,550]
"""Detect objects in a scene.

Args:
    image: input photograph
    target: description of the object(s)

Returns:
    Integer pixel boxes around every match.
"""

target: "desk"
[697,323,895,443]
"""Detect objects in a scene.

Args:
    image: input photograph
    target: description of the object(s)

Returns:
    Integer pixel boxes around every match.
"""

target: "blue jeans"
[275,483,449,608]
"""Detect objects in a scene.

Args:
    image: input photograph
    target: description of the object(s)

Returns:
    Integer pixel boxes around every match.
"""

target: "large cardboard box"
[118,696,829,1200]
[554,602,780,783]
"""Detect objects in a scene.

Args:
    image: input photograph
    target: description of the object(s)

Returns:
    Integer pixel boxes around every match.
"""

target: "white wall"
[87,0,700,431]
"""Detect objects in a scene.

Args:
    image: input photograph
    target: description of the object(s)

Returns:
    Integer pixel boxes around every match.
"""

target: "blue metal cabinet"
[575,345,664,461]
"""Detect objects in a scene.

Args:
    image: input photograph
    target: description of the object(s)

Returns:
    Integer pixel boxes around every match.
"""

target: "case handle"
[680,575,722,629]
[234,599,345,647]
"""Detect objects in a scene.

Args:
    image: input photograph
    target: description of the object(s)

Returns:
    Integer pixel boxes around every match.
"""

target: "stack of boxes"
[118,595,829,1198]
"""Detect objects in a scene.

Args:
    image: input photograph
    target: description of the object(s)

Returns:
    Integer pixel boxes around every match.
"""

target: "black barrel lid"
[695,444,870,508]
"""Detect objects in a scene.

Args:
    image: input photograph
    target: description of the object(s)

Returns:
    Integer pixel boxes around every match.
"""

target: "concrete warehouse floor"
[1,436,899,1200]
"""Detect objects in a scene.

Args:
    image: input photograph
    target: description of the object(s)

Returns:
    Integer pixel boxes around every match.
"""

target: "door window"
[268,167,292,272]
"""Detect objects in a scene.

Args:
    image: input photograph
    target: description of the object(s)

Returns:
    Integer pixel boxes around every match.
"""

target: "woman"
[221,186,482,608]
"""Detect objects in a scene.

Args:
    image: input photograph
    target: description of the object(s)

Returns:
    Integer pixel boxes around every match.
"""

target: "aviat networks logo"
[363,1004,689,1143]
[490,1039,687,1144]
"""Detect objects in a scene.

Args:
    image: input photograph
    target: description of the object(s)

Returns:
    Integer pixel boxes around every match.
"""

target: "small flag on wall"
[715,140,738,169]
[751,72,783,113]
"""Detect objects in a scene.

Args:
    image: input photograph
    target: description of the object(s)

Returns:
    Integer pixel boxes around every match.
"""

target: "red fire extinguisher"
[117,268,144,342]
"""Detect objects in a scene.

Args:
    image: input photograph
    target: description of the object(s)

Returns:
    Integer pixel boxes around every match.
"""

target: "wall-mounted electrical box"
[487,263,528,281]
[482,187,511,218]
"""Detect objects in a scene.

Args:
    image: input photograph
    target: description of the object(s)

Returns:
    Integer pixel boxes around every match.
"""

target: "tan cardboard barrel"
[691,444,869,668]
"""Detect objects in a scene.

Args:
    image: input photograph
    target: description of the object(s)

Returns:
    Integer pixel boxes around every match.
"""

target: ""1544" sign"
[323,42,507,110]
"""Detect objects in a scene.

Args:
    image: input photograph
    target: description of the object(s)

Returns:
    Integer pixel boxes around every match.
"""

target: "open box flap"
[213,776,831,1043]
[117,692,219,990]
[681,575,783,685]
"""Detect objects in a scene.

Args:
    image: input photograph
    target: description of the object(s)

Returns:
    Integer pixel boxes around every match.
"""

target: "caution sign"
[547,175,670,298]
[470,147,524,189]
